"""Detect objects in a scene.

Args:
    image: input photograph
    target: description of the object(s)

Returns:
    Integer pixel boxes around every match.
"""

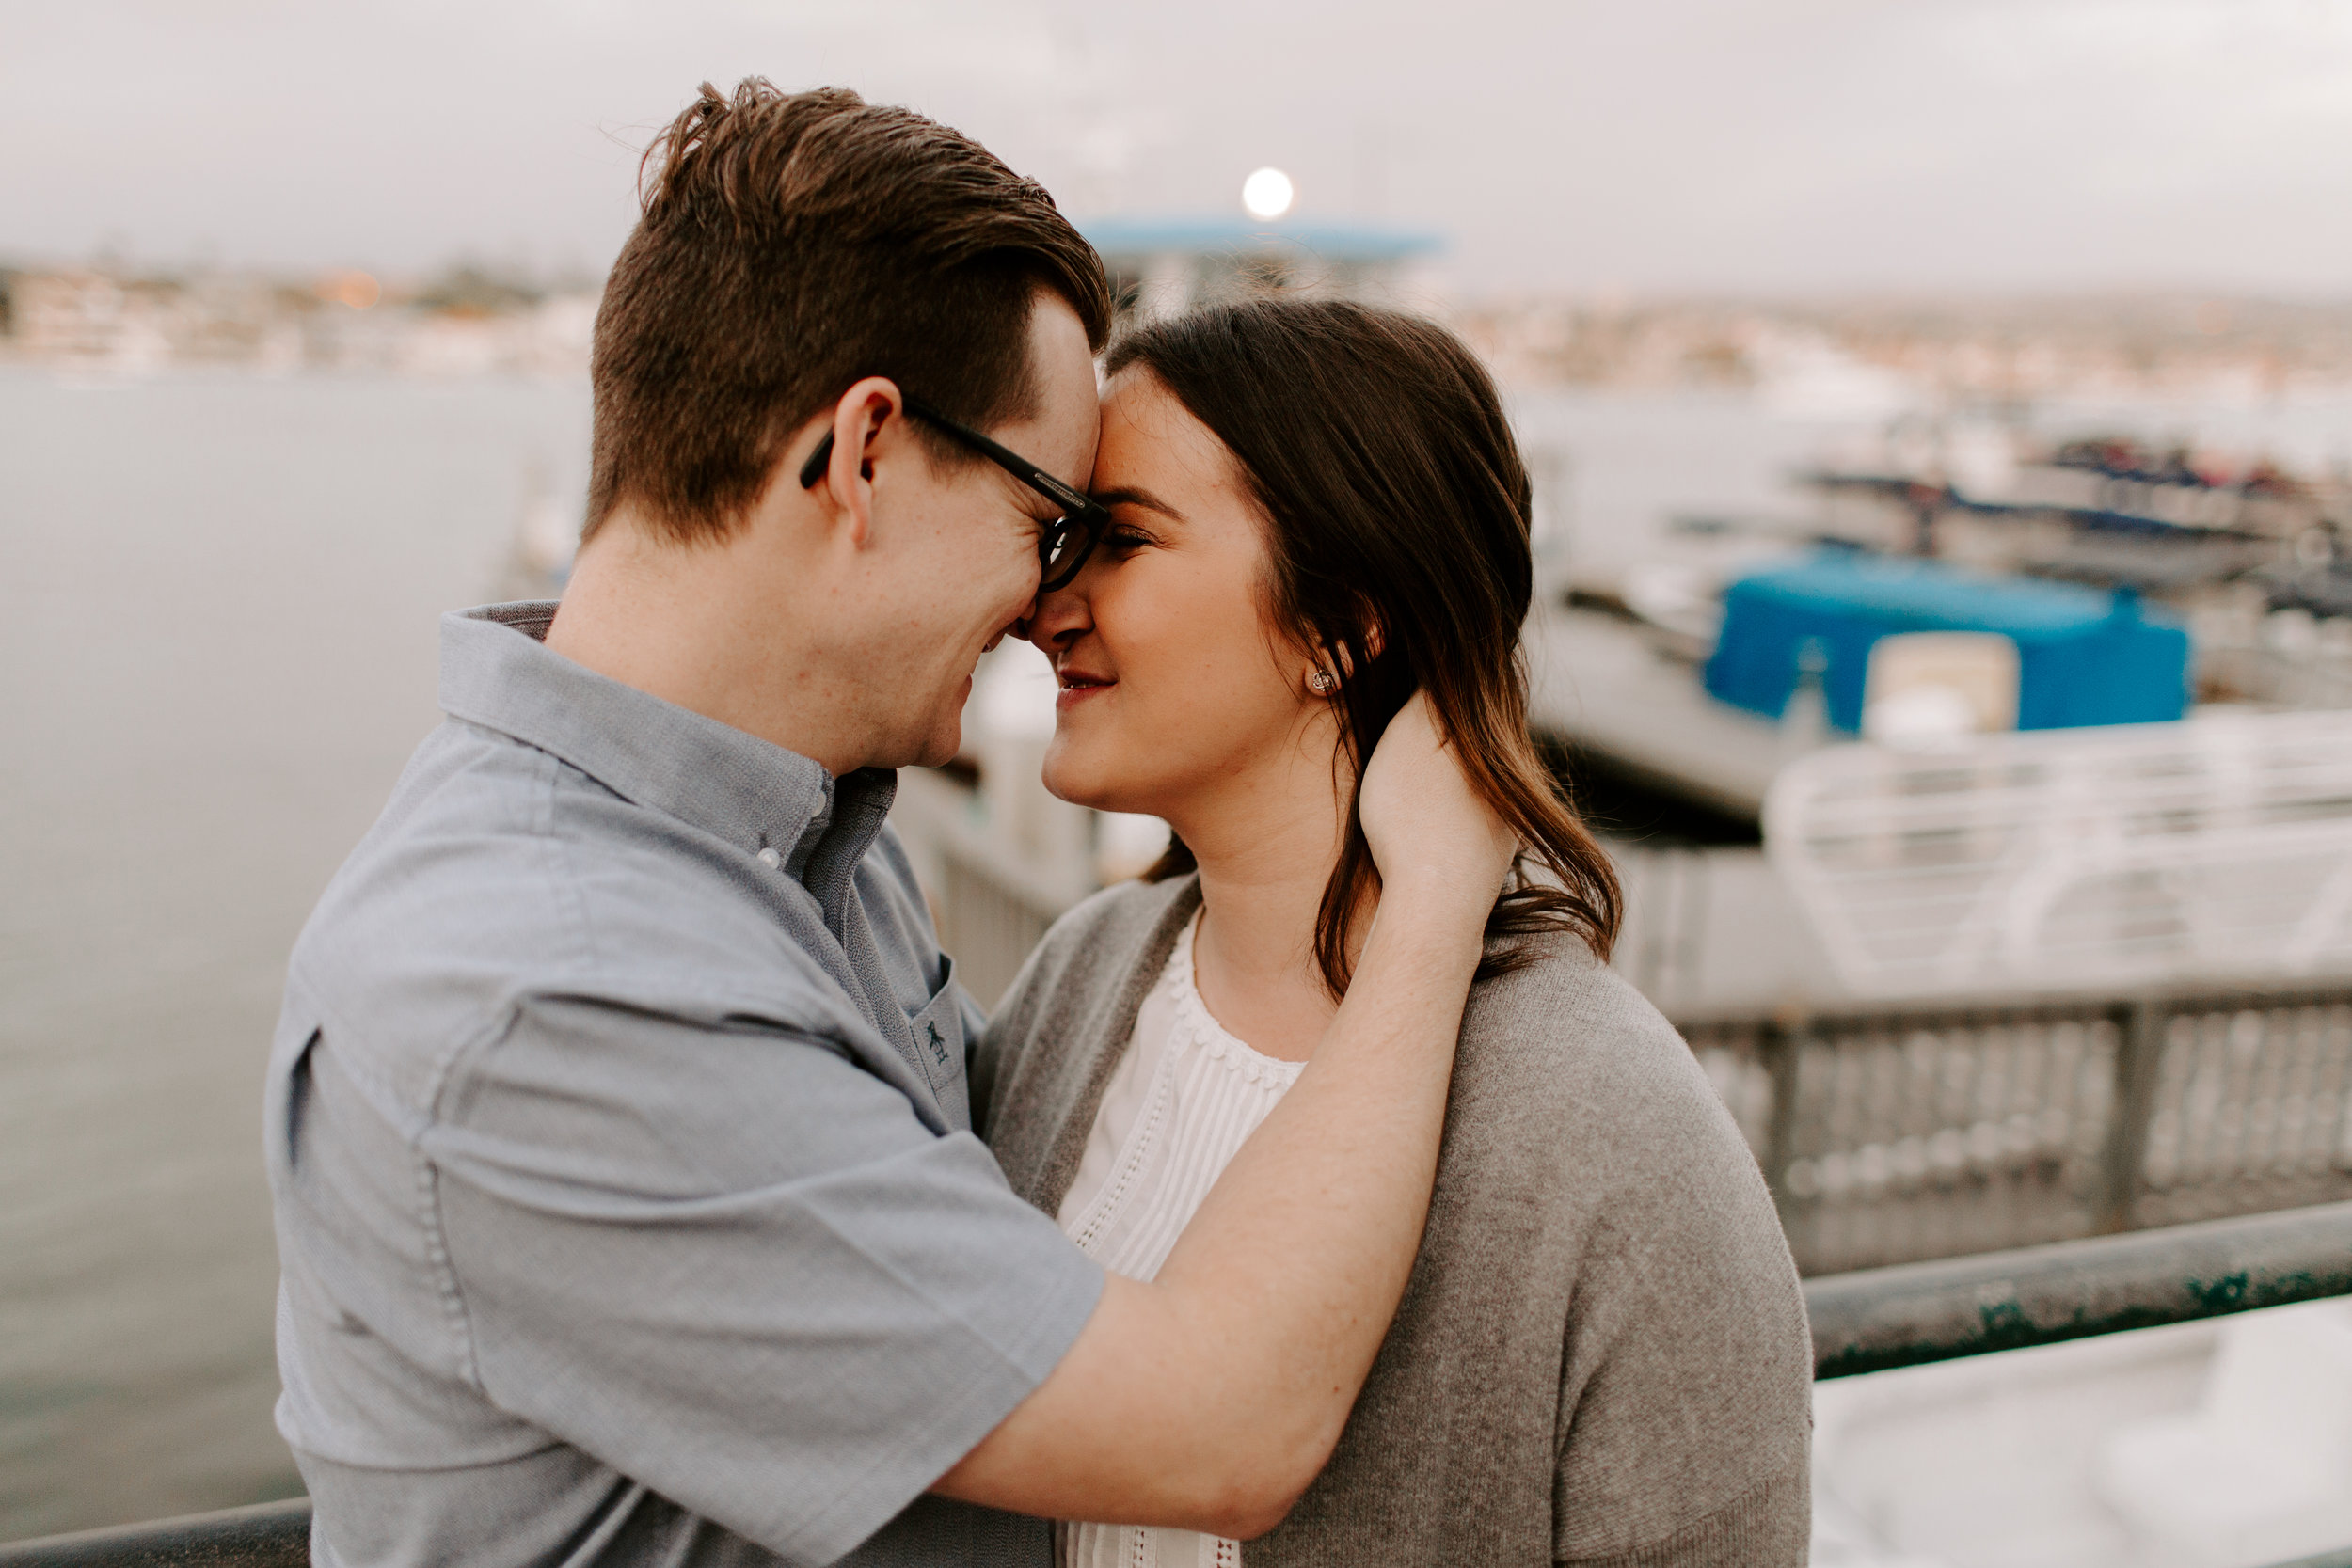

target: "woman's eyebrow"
[1090,484,1186,521]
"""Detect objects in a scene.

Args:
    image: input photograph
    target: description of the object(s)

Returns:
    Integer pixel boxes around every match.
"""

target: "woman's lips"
[1056,677,1113,710]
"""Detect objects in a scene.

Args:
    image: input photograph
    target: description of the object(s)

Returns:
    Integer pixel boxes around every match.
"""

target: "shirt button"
[756,847,783,868]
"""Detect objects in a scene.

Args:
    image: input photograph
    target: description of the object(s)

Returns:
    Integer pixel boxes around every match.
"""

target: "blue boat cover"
[1704,550,2190,732]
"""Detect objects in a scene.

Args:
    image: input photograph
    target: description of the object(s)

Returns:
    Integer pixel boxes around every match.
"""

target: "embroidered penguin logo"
[925,1019,949,1067]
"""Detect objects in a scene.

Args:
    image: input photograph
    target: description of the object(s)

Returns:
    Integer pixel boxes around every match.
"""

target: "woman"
[972,299,1812,1568]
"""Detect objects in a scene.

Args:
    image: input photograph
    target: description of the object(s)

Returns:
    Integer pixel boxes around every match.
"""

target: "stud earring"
[1308,669,1339,696]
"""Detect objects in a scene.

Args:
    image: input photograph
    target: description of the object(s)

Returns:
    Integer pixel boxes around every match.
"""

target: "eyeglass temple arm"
[797,429,837,490]
[797,401,1106,519]
[796,402,966,492]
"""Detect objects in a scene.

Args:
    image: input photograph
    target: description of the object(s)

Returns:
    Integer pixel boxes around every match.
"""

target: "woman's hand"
[1357,691,1518,917]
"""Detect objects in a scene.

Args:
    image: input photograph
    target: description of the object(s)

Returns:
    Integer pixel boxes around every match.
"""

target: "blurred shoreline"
[1465,292,2352,410]
[0,261,597,382]
[8,256,2352,418]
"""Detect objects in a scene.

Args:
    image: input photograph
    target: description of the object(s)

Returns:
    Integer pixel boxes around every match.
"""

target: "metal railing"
[1808,1196,2352,1379]
[0,1497,311,1566]
[5,1201,2350,1564]
[1686,984,2352,1275]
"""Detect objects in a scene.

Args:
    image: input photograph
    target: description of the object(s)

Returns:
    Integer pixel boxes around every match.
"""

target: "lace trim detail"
[1076,1524,1241,1567]
[1168,913,1307,1089]
[1065,1058,1175,1256]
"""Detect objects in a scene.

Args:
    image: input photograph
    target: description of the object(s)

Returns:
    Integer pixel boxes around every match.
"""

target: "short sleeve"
[422,992,1104,1568]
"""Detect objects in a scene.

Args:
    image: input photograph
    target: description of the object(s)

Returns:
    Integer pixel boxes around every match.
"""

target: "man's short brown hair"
[585,80,1112,545]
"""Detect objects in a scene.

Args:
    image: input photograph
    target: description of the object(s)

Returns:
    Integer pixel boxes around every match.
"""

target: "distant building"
[0,261,596,379]
[10,271,175,370]
[1083,217,1443,322]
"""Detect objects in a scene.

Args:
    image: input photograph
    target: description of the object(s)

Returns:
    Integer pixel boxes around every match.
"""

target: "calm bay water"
[1,364,2344,1541]
[0,370,589,1538]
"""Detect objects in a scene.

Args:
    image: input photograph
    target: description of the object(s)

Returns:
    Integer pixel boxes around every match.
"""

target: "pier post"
[1760,1014,1804,1231]
[2098,998,2168,1233]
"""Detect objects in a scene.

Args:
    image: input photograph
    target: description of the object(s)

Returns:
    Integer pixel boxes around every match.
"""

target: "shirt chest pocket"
[905,956,970,1129]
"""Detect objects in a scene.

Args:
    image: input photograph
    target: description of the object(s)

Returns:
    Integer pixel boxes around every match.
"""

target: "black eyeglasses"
[797,397,1112,592]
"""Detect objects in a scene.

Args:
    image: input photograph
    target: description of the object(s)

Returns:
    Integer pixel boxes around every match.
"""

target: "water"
[1,366,2344,1542]
[0,369,589,1539]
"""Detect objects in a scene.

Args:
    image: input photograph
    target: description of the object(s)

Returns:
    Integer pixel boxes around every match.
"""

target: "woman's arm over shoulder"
[1484,957,1813,1567]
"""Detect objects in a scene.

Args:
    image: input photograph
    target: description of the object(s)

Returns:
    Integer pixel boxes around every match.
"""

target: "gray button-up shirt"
[265,602,1103,1568]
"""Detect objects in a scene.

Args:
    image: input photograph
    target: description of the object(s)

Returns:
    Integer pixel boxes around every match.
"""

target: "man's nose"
[1017,581,1089,648]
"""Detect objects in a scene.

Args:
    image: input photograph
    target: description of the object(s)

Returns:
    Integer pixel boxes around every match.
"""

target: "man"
[265,80,1508,1567]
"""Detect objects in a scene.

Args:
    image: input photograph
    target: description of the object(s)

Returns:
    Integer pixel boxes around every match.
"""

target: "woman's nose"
[1017,578,1091,650]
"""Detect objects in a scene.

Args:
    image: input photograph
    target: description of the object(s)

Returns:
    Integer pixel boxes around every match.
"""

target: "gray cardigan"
[972,875,1813,1568]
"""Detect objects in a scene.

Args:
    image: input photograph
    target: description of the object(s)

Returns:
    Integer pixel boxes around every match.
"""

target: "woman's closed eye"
[1097,525,1155,558]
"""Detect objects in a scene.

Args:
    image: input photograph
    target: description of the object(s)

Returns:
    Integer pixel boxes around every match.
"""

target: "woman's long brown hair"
[1106,297,1621,996]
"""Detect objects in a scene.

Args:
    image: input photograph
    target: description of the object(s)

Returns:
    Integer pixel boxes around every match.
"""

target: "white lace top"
[1054,910,1307,1568]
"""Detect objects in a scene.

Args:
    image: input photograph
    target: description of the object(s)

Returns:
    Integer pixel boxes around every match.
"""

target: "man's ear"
[817,376,908,549]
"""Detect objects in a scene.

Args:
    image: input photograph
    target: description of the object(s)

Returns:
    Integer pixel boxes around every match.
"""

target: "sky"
[6,0,2352,297]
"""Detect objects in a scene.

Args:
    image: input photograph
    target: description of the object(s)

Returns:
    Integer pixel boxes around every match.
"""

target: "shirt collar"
[437,601,897,864]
